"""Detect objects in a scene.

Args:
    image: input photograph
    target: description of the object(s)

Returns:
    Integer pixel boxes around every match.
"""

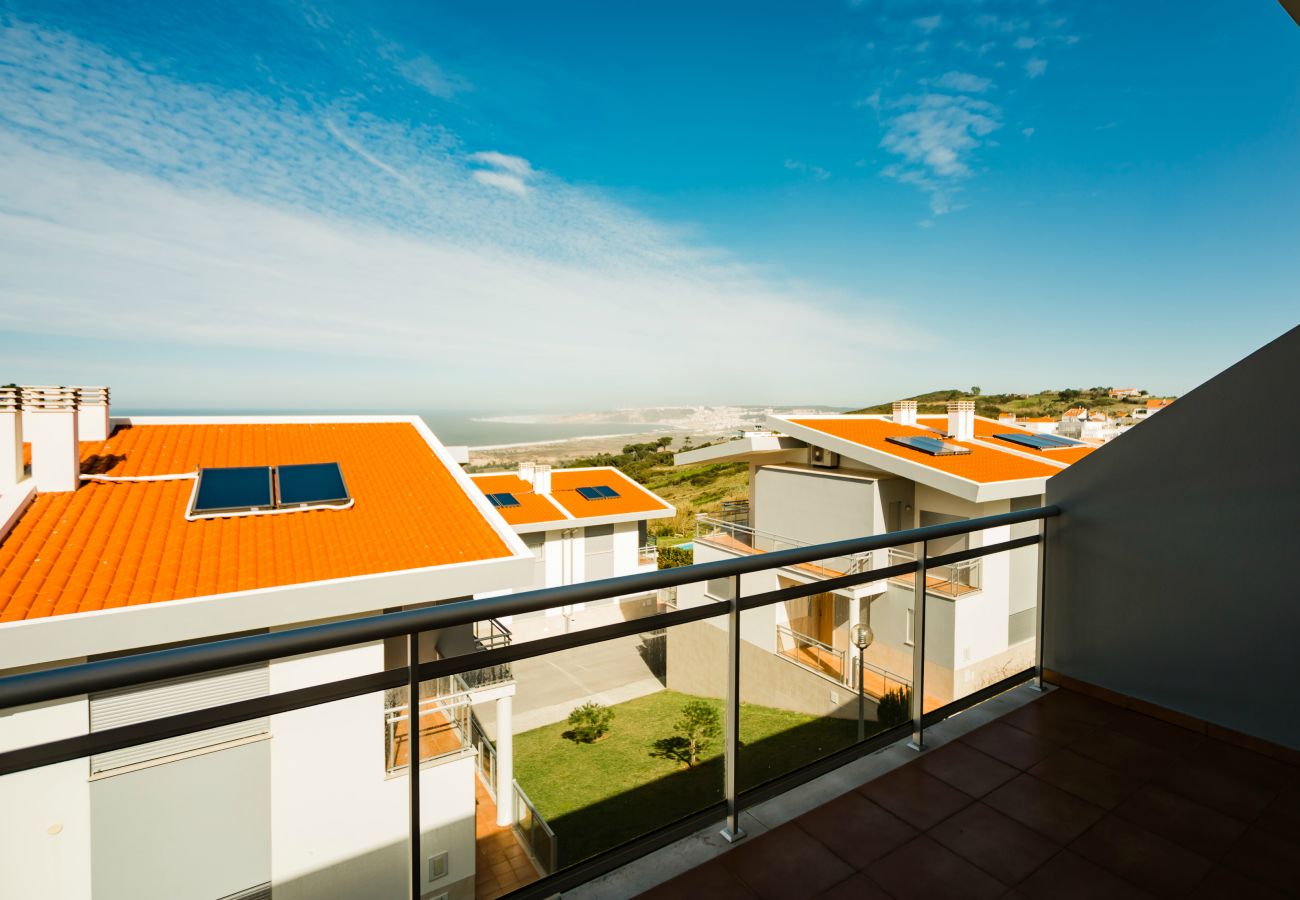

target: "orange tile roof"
[1146,398,1173,409]
[1020,416,1056,423]
[0,422,514,622]
[787,418,1064,483]
[548,468,672,519]
[469,473,567,526]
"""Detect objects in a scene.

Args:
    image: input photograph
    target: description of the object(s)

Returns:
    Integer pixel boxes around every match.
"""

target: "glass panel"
[492,614,725,879]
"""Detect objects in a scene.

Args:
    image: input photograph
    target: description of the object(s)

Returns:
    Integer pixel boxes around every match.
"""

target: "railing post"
[407,631,422,900]
[721,573,746,842]
[908,542,927,751]
[1032,516,1049,692]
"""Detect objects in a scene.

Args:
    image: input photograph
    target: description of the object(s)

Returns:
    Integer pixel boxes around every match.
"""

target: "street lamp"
[852,623,874,741]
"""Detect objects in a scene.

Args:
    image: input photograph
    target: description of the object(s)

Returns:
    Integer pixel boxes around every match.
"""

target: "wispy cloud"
[1013,36,1039,50]
[913,15,943,32]
[878,93,1001,214]
[1025,57,1048,78]
[469,151,534,196]
[784,159,832,181]
[0,18,921,406]
[932,71,993,93]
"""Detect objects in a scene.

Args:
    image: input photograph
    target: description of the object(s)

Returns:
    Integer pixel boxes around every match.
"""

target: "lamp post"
[852,623,874,741]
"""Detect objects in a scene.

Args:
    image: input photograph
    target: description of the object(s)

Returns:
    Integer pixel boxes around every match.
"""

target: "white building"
[0,387,544,900]
[469,464,673,639]
[670,400,1097,715]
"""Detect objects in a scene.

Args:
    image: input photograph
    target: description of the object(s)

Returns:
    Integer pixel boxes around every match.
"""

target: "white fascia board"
[0,553,534,671]
[968,436,1074,470]
[673,434,805,466]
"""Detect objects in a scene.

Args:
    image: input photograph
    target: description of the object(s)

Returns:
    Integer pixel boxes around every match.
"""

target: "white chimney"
[0,385,22,489]
[532,463,551,494]
[22,386,80,492]
[892,400,918,427]
[74,386,111,442]
[518,461,536,484]
[947,400,975,442]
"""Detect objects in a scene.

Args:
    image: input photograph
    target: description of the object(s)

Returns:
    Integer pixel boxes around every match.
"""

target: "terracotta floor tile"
[795,791,918,869]
[639,859,758,900]
[916,739,1019,798]
[1109,709,1206,758]
[1070,815,1214,898]
[857,763,975,830]
[961,721,1059,770]
[1220,825,1300,895]
[1112,784,1247,860]
[1255,781,1300,844]
[983,773,1106,844]
[720,822,855,900]
[929,801,1060,885]
[1151,756,1278,821]
[867,835,1006,900]
[1187,865,1287,900]
[1039,689,1126,727]
[813,872,893,899]
[1028,748,1145,809]
[1189,737,1300,793]
[1017,849,1156,900]
[1068,728,1173,779]
[1002,701,1101,746]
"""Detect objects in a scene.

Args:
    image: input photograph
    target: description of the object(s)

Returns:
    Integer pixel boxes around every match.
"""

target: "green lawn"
[513,690,875,867]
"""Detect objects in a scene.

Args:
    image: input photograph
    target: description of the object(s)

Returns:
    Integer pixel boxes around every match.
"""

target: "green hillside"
[850,387,1174,420]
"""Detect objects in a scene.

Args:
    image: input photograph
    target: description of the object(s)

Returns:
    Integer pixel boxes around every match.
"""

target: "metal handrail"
[695,515,877,578]
[887,546,982,596]
[775,623,847,684]
[0,506,1057,900]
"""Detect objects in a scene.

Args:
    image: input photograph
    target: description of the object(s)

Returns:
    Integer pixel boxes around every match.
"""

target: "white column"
[24,387,79,493]
[495,694,514,827]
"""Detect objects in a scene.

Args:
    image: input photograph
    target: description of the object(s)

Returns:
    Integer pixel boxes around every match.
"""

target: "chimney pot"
[21,386,80,492]
[947,400,975,442]
[892,400,918,427]
[532,464,552,494]
[518,461,535,484]
[74,386,111,442]
[0,385,22,490]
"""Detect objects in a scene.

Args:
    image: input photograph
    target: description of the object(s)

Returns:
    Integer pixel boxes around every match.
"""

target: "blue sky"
[0,0,1296,410]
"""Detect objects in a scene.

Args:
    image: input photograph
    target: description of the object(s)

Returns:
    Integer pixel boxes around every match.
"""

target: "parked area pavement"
[475,633,666,740]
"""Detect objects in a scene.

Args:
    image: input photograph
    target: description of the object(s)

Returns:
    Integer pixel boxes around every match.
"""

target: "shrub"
[658,546,693,569]
[565,702,614,743]
[876,686,912,727]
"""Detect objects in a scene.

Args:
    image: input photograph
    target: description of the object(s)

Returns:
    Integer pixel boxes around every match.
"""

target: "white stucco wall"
[0,692,92,900]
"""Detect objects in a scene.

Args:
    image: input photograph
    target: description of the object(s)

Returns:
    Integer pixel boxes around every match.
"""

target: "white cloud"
[1022,127,1035,138]
[1014,37,1039,50]
[932,71,993,93]
[784,159,831,181]
[1025,57,1048,78]
[913,15,943,32]
[0,19,921,406]
[878,93,1001,215]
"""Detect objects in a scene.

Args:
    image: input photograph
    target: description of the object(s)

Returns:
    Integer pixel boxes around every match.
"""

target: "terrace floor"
[475,776,541,900]
[634,685,1300,899]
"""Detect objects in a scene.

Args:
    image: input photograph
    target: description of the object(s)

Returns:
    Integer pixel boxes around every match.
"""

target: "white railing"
[383,686,473,774]
[695,515,877,580]
[887,547,981,597]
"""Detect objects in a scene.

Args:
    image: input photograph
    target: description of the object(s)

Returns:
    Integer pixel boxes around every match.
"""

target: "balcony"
[695,514,878,585]
[887,546,981,598]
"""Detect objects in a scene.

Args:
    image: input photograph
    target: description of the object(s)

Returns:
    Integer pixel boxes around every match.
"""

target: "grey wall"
[1045,325,1300,750]
[753,466,877,544]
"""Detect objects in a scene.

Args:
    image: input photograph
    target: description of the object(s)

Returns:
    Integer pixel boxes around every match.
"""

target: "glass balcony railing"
[0,505,1051,900]
[694,514,878,581]
[887,546,982,597]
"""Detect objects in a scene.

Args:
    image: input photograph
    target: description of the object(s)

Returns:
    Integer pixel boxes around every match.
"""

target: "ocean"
[114,409,675,449]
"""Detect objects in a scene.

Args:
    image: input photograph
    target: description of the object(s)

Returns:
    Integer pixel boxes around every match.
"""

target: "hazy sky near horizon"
[0,1,1296,411]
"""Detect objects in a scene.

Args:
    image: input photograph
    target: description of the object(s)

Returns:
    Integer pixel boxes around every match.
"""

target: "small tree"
[876,686,912,727]
[658,546,693,569]
[969,386,981,396]
[565,702,614,744]
[674,700,721,767]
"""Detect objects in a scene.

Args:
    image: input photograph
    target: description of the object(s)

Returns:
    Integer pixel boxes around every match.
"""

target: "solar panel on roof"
[885,435,972,457]
[277,462,351,508]
[576,486,604,500]
[992,432,1083,451]
[594,485,620,499]
[487,492,521,509]
[192,466,274,515]
[577,484,620,500]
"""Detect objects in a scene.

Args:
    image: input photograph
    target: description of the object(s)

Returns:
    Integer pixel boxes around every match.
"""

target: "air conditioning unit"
[810,446,840,468]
